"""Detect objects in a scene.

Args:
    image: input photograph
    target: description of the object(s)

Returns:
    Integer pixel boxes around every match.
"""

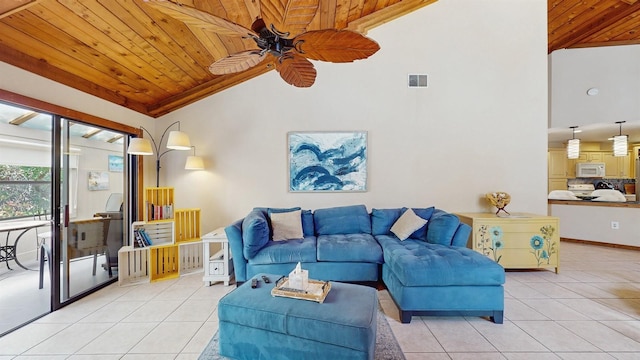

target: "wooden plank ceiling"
[0,0,639,118]
[0,0,437,117]
[549,0,640,52]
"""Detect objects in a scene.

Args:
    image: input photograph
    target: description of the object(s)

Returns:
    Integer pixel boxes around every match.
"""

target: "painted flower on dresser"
[539,225,557,265]
[529,225,557,266]
[477,225,503,263]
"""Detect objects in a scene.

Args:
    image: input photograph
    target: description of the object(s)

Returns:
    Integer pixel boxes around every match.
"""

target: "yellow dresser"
[455,213,559,273]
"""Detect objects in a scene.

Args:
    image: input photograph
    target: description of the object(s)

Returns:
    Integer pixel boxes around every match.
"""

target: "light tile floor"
[2,241,640,359]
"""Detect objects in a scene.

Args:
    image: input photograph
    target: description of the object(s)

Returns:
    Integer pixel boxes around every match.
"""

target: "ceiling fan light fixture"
[146,0,378,89]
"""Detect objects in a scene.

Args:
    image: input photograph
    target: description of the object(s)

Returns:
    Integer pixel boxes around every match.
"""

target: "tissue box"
[288,268,309,290]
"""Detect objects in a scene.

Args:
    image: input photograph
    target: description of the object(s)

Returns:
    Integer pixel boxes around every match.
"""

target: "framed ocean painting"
[288,131,367,192]
[108,155,123,172]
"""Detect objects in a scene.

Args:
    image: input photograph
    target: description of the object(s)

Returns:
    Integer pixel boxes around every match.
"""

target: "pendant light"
[567,126,580,159]
[613,121,627,157]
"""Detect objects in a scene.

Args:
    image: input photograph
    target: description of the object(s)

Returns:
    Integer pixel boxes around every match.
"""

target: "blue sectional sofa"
[225,204,505,323]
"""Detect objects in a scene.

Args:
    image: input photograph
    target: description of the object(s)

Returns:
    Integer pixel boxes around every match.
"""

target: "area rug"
[199,304,405,360]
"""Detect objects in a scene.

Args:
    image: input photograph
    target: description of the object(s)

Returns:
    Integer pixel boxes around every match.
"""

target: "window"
[0,165,51,219]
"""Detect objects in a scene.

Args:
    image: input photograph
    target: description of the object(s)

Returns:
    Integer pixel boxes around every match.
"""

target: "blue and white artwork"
[288,131,367,192]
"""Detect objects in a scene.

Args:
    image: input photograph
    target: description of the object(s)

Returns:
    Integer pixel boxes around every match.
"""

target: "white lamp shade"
[185,155,204,170]
[127,138,153,155]
[613,135,628,156]
[567,139,580,159]
[167,131,191,150]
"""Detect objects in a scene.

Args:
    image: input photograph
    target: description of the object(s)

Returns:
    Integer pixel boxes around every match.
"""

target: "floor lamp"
[127,121,191,187]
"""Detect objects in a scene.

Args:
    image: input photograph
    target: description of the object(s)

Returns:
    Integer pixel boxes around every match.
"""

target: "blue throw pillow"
[425,211,460,246]
[409,207,435,239]
[371,208,403,235]
[265,207,301,214]
[313,204,371,235]
[301,209,314,237]
[242,209,270,259]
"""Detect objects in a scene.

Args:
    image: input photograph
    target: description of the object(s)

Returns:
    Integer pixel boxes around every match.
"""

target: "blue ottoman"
[218,274,377,360]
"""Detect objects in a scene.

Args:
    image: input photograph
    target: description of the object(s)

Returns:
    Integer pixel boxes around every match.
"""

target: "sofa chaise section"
[372,208,505,324]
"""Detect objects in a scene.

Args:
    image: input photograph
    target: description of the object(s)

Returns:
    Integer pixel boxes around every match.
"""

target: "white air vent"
[408,74,428,88]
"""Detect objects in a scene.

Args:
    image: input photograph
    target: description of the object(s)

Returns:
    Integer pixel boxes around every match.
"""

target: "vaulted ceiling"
[548,0,640,53]
[0,0,639,118]
[0,0,437,118]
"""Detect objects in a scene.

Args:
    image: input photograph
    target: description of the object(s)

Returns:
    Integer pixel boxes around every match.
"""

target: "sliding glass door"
[58,117,126,302]
[0,104,53,335]
[0,94,137,335]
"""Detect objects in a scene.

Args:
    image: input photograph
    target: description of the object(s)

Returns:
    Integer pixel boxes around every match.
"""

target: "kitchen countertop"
[548,199,640,208]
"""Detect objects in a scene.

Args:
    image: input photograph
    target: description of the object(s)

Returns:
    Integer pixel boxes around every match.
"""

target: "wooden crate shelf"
[118,246,149,286]
[175,208,201,243]
[118,187,203,285]
[149,244,180,282]
[132,221,174,247]
[119,187,203,285]
[144,187,174,222]
[179,241,203,275]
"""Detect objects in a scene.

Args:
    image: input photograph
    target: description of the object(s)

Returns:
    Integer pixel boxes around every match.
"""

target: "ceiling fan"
[145,0,380,88]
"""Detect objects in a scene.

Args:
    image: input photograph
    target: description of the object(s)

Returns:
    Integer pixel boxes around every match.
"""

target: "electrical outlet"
[611,221,620,230]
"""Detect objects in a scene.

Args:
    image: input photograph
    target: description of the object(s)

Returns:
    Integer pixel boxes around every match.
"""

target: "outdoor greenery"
[0,165,51,219]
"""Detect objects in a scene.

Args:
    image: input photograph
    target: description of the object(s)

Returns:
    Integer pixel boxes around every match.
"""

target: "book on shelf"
[146,202,174,220]
[139,229,153,246]
[133,229,146,248]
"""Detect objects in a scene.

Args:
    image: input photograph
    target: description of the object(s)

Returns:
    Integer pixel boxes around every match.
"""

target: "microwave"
[576,162,605,178]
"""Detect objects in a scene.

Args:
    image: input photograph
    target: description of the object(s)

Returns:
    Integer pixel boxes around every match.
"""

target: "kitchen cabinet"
[548,150,569,191]
[456,213,560,273]
[548,149,569,178]
[567,158,577,178]
[577,152,603,162]
[603,153,631,178]
[548,178,568,192]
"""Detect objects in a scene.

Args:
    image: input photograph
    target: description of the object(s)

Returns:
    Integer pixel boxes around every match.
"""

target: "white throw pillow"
[390,208,428,241]
[270,209,303,241]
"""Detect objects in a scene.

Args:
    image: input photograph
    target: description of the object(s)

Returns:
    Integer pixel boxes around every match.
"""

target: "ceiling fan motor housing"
[251,19,295,56]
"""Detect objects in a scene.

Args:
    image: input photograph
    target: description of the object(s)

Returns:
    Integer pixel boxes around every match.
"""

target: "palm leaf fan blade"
[294,29,380,62]
[145,0,256,37]
[276,54,316,87]
[209,51,266,75]
[260,0,320,37]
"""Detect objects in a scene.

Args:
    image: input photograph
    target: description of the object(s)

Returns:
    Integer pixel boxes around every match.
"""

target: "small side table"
[202,227,234,286]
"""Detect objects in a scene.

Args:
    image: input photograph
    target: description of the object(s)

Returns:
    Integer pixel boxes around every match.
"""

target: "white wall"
[158,0,549,232]
[550,45,640,128]
[550,204,640,247]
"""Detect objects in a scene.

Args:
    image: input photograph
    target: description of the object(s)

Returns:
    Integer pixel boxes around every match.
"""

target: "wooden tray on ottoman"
[271,277,332,303]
